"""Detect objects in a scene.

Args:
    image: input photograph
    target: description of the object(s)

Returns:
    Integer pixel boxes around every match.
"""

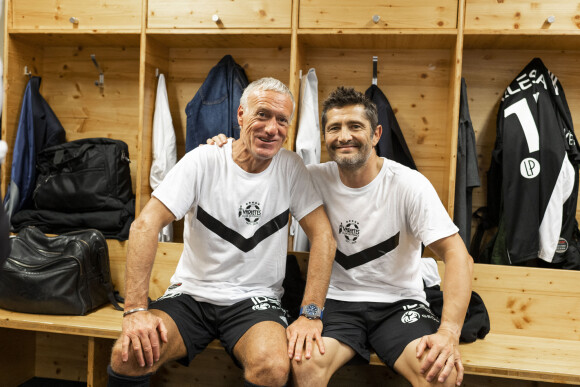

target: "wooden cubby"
[1,0,580,386]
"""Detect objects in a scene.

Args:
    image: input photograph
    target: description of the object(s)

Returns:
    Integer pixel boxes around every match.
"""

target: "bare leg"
[234,321,290,387]
[291,337,355,387]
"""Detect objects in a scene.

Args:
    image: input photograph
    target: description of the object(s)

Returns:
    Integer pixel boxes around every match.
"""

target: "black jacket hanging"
[365,84,417,170]
[454,78,481,247]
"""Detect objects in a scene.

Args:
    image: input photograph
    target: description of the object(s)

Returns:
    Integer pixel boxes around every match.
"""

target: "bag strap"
[53,143,94,166]
[106,285,123,311]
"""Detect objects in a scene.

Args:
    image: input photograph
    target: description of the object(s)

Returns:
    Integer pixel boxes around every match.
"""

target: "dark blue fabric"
[365,84,416,170]
[185,55,248,152]
[3,77,66,219]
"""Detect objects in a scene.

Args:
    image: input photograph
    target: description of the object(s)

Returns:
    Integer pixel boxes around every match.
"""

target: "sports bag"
[0,226,123,315]
[33,138,133,213]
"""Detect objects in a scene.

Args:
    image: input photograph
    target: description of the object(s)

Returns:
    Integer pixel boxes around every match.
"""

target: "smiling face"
[324,104,381,170]
[237,89,293,162]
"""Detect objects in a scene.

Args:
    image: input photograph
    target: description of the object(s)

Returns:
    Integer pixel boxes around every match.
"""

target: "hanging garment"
[291,68,320,252]
[184,55,248,152]
[3,77,66,221]
[365,84,416,170]
[484,58,580,266]
[150,74,177,242]
[454,78,481,247]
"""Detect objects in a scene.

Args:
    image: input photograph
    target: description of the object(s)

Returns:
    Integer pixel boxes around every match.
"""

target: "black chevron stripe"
[196,205,290,253]
[335,232,400,270]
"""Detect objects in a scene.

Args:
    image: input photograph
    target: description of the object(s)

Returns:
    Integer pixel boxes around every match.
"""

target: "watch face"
[304,303,320,318]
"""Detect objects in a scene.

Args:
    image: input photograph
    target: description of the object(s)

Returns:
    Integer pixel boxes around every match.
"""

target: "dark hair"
[321,87,378,132]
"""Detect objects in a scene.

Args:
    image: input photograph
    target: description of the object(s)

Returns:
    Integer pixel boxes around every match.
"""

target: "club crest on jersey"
[338,220,360,244]
[556,238,569,254]
[238,201,262,225]
[520,157,540,179]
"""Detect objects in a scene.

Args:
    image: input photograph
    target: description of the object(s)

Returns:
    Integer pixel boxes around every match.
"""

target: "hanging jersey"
[308,160,458,304]
[153,140,322,305]
[488,58,580,264]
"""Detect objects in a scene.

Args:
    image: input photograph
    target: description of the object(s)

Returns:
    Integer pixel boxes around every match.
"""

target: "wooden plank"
[35,332,87,382]
[459,333,580,385]
[0,306,123,339]
[299,0,458,29]
[0,328,36,386]
[147,0,292,29]
[298,30,458,49]
[465,0,580,31]
[87,337,113,387]
[12,0,141,30]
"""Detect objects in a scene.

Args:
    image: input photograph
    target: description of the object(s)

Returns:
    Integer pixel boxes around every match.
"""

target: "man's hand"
[206,133,229,146]
[287,316,325,361]
[416,327,464,386]
[121,311,168,368]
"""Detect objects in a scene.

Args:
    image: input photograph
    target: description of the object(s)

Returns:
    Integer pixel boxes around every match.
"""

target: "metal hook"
[24,66,32,79]
[372,56,378,86]
[155,68,160,78]
[90,54,104,90]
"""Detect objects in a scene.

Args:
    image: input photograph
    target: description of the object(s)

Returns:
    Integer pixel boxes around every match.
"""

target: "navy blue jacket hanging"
[365,84,416,170]
[3,76,66,220]
[185,55,249,152]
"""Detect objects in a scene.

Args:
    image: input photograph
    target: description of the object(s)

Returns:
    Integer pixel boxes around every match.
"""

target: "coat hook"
[90,54,104,90]
[155,68,160,77]
[24,66,32,79]
[372,56,378,86]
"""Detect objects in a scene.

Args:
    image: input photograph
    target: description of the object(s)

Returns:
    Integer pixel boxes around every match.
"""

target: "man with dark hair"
[108,77,335,387]
[291,87,473,387]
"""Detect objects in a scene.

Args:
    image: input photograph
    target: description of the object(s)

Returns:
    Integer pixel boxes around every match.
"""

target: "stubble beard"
[332,142,373,171]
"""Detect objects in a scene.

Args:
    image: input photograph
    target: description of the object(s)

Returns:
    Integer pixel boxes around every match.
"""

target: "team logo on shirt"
[239,201,262,225]
[338,220,360,244]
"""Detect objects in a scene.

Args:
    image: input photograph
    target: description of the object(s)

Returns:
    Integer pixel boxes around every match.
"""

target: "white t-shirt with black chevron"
[308,159,458,304]
[153,140,322,306]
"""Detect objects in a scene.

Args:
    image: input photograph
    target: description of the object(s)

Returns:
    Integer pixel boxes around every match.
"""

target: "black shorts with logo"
[149,293,289,367]
[322,298,440,369]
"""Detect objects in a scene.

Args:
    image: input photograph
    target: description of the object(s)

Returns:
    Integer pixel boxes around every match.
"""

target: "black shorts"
[322,299,440,369]
[149,294,289,367]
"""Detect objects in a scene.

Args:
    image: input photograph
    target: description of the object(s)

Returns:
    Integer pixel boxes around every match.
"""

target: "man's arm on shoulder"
[287,205,336,361]
[418,233,473,386]
[122,197,176,367]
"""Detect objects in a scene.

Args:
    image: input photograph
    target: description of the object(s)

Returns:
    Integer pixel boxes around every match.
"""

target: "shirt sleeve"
[407,172,459,246]
[287,152,323,222]
[152,148,205,220]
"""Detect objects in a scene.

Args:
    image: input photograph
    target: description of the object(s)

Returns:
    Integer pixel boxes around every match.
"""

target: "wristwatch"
[299,303,324,320]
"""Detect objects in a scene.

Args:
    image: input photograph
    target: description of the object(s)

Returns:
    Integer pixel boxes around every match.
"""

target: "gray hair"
[240,77,295,120]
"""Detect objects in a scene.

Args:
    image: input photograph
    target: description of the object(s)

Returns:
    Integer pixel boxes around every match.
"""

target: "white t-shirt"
[153,140,322,305]
[308,159,458,304]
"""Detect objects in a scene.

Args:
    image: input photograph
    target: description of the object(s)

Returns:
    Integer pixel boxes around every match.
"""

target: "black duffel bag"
[0,226,123,315]
[33,138,133,213]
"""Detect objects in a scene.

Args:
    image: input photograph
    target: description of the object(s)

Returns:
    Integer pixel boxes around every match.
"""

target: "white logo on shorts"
[252,303,271,311]
[401,311,420,324]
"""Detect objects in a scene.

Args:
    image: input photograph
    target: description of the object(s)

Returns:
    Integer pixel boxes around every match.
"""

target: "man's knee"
[291,355,328,385]
[244,350,290,386]
[109,338,161,377]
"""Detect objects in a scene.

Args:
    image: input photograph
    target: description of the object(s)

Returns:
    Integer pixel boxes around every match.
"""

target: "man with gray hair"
[108,77,335,387]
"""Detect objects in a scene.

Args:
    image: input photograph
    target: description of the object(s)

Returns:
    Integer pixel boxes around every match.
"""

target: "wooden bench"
[1,241,579,386]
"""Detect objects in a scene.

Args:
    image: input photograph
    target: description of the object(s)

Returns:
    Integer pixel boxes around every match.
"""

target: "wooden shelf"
[298,29,458,49]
